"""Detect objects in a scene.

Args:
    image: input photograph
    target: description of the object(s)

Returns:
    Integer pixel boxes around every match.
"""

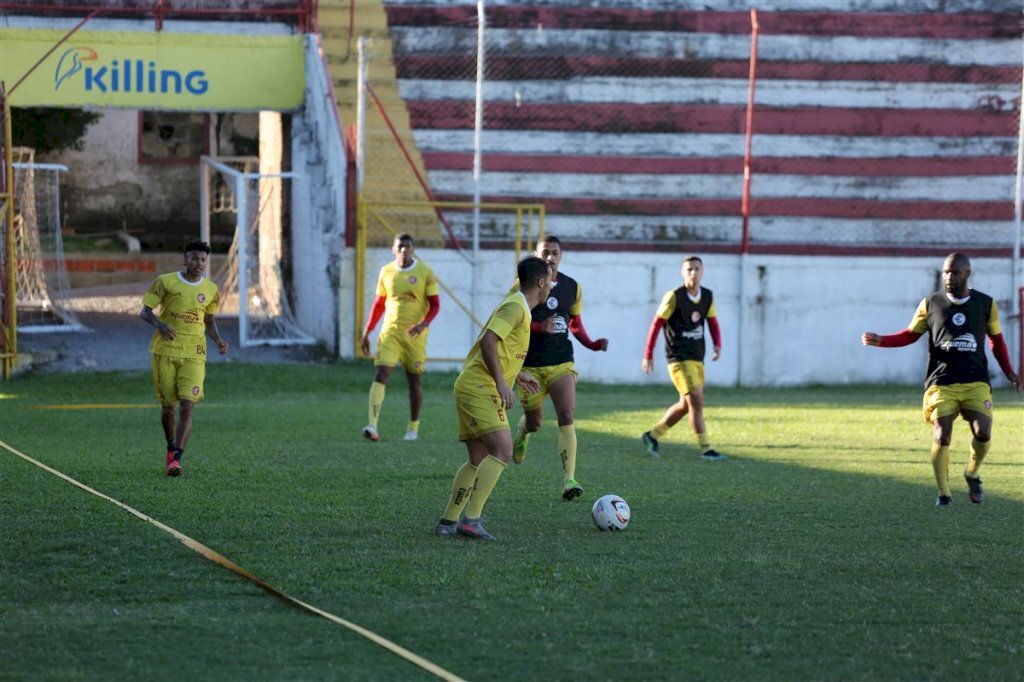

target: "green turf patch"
[2,364,1022,680]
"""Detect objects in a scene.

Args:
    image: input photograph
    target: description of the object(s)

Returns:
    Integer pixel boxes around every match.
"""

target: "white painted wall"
[348,248,1022,388]
[289,34,349,351]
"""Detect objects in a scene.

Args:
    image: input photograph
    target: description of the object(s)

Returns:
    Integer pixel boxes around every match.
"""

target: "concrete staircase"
[316,0,444,247]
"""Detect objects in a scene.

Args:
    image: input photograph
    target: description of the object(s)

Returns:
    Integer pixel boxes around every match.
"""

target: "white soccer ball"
[591,494,630,531]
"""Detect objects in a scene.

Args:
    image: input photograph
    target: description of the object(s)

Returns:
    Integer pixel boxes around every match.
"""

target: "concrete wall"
[349,248,1021,388]
[290,34,349,351]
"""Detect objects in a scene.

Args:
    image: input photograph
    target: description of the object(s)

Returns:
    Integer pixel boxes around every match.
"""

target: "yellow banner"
[1,29,305,111]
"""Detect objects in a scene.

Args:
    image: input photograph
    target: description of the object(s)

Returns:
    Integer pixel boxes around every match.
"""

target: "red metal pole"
[366,82,464,252]
[9,8,101,95]
[739,8,760,254]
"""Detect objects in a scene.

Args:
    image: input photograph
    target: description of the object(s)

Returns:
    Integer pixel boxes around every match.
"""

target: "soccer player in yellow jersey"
[641,255,724,461]
[360,234,440,442]
[434,256,553,541]
[140,241,228,477]
[862,252,1021,507]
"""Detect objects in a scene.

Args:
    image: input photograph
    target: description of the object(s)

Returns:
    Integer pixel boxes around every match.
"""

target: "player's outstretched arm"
[569,315,608,351]
[862,329,921,348]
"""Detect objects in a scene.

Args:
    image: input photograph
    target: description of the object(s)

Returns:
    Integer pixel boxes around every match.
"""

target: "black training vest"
[923,289,993,388]
[664,286,713,363]
[525,273,579,367]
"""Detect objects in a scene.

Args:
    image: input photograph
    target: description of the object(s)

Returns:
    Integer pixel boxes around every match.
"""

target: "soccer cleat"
[562,478,584,501]
[701,449,726,462]
[641,431,660,458]
[456,517,496,541]
[403,430,419,441]
[362,425,379,442]
[964,474,984,504]
[935,495,953,508]
[512,433,529,464]
[434,519,458,536]
[166,458,182,477]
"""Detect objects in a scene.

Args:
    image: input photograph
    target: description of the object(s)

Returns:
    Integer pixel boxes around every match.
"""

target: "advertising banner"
[1,29,305,111]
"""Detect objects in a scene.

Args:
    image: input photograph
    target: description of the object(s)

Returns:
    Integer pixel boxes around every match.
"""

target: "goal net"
[200,155,314,347]
[11,148,85,333]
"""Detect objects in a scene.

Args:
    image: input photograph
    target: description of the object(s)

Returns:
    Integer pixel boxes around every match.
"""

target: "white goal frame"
[199,155,315,348]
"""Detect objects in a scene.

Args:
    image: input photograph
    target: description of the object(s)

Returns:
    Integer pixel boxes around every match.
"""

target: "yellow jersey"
[142,272,221,359]
[454,291,531,393]
[376,259,439,333]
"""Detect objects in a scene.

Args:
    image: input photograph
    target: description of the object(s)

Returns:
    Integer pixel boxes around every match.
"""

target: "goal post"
[200,155,315,348]
[10,152,85,334]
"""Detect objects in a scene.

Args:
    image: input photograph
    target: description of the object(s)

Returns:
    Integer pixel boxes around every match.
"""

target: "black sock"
[173,447,183,462]
[167,439,175,452]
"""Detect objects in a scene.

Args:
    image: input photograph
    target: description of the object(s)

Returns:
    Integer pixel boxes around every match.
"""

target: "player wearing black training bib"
[862,252,1022,507]
[511,236,609,501]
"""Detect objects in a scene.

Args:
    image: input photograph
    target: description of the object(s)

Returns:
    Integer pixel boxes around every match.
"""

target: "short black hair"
[683,255,703,265]
[184,240,211,255]
[537,234,561,247]
[517,256,550,289]
[395,233,414,245]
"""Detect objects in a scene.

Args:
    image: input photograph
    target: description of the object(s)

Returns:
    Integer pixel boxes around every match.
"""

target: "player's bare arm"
[141,305,176,341]
[480,330,514,409]
[862,332,881,346]
[205,314,229,355]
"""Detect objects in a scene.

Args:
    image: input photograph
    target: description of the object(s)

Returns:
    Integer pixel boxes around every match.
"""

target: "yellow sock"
[368,381,386,427]
[517,415,531,442]
[650,421,670,440]
[697,432,712,453]
[965,438,991,478]
[464,455,507,519]
[558,425,577,481]
[407,420,420,434]
[931,443,951,497]
[441,461,477,522]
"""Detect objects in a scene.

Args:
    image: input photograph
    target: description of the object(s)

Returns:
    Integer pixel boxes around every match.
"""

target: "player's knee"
[931,429,951,446]
[555,409,574,426]
[525,414,542,432]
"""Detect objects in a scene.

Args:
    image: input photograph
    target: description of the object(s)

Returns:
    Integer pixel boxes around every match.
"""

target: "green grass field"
[2,363,1022,681]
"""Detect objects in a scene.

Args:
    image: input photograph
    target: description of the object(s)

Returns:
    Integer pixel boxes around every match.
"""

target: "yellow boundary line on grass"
[0,439,466,682]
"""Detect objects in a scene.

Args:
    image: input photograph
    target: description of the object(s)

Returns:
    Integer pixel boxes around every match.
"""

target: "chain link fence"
[377,2,1022,255]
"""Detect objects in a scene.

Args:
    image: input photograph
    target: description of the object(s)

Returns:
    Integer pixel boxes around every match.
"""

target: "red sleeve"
[643,317,665,360]
[878,329,923,348]
[530,320,544,334]
[988,332,1016,377]
[707,316,721,348]
[423,294,440,325]
[569,315,602,351]
[363,296,386,335]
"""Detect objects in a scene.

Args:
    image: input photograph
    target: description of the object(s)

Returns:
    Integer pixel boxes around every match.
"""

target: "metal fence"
[367,2,1023,257]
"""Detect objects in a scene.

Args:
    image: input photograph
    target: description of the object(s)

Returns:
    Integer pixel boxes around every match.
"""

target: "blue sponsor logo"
[54,47,209,95]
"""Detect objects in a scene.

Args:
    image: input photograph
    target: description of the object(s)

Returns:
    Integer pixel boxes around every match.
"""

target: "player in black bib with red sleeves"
[640,255,724,461]
[863,252,1022,507]
[511,236,609,501]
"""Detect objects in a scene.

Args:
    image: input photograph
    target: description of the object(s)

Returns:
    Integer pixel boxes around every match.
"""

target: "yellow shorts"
[668,360,704,397]
[152,355,206,405]
[376,329,427,374]
[923,382,993,423]
[454,386,510,441]
[518,362,577,412]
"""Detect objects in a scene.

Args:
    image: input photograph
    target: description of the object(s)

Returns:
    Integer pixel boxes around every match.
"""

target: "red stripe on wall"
[423,152,1014,177]
[395,56,1019,85]
[409,102,1018,137]
[385,6,1021,39]
[433,194,1013,221]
